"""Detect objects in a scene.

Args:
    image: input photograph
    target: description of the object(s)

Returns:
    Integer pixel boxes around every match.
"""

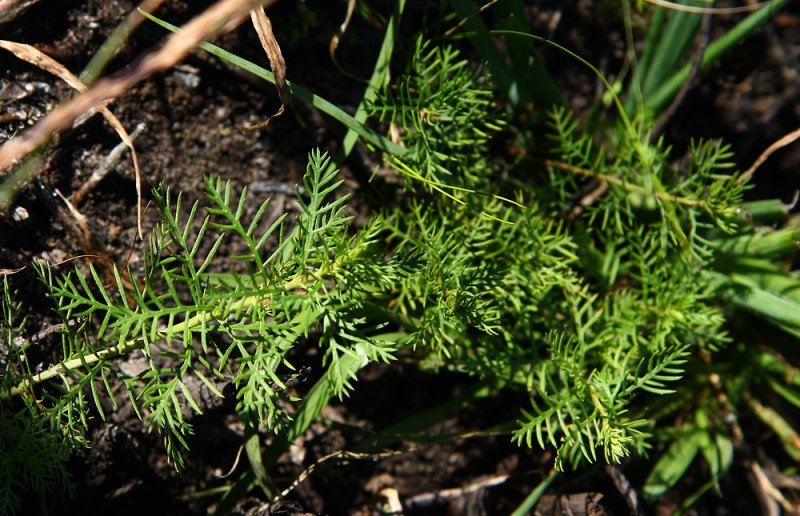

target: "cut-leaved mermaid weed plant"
[1,0,799,513]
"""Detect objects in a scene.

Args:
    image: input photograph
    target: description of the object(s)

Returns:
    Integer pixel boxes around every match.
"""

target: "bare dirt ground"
[1,1,799,514]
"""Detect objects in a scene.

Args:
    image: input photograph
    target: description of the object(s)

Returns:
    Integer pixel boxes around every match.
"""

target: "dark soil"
[1,1,799,515]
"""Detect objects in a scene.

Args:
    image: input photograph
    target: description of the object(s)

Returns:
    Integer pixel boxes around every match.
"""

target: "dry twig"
[276,448,411,501]
[403,473,511,509]
[72,123,145,206]
[737,126,800,185]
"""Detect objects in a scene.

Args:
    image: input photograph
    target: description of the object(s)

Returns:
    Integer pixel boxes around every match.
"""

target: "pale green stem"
[1,265,329,400]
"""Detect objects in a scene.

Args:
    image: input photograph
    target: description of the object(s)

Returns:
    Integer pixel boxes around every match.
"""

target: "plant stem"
[543,159,706,208]
[1,266,326,400]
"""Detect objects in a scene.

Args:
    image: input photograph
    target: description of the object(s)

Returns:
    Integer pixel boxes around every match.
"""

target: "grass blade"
[139,9,407,157]
[646,0,791,114]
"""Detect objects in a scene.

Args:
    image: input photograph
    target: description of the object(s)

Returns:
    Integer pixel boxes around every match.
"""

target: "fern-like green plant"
[371,37,506,190]
[0,150,407,507]
[2,4,799,512]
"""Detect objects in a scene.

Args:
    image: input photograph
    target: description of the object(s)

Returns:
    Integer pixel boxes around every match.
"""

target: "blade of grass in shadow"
[626,6,666,112]
[643,427,703,499]
[640,3,703,101]
[262,354,364,468]
[448,0,562,110]
[742,199,792,224]
[352,377,502,453]
[0,153,42,215]
[243,418,278,498]
[80,0,170,85]
[721,271,800,337]
[212,471,256,516]
[493,0,562,108]
[745,394,800,461]
[264,332,409,469]
[714,227,800,259]
[646,0,790,114]
[449,0,516,104]
[717,257,800,304]
[624,0,706,124]
[212,350,368,515]
[511,469,559,516]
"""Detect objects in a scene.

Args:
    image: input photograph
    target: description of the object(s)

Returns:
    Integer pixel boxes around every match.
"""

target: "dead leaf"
[54,188,104,255]
[242,2,291,131]
[330,0,356,60]
[250,4,290,104]
[241,103,285,133]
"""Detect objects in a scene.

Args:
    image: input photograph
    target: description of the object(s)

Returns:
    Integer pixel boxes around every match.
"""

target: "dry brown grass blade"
[54,188,104,255]
[0,40,145,238]
[240,103,285,133]
[0,0,269,227]
[250,3,290,104]
[242,2,290,131]
[738,126,800,185]
[53,186,142,299]
[644,0,771,15]
[330,0,356,61]
[0,266,26,276]
[0,0,43,24]
[328,0,365,82]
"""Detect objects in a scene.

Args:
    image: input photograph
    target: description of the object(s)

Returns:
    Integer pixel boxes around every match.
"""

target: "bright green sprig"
[0,150,401,471]
[371,38,507,192]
